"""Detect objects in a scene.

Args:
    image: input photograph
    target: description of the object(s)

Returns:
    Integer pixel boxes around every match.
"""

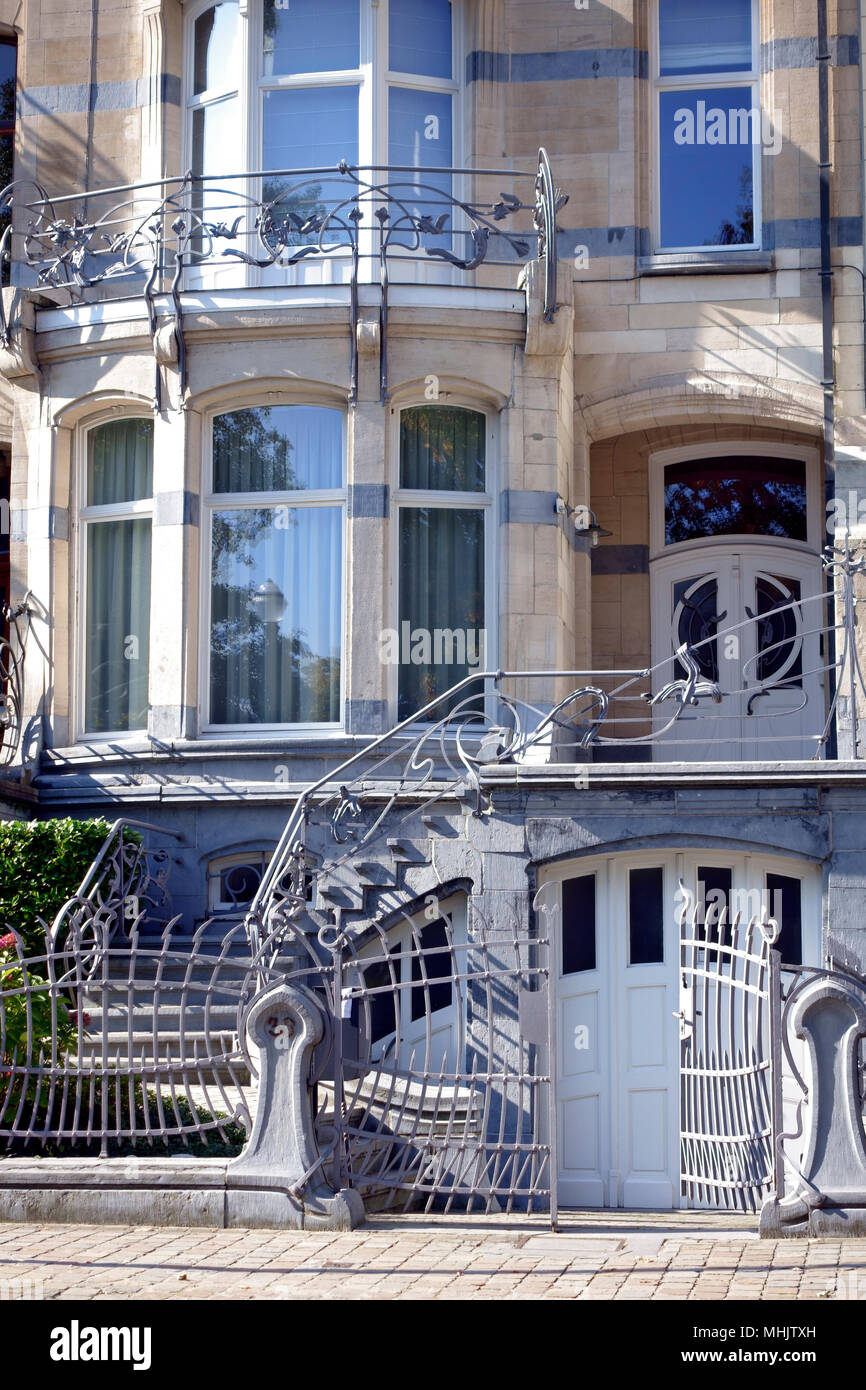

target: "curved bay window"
[205,404,345,728]
[82,419,153,734]
[395,405,490,721]
[186,0,459,273]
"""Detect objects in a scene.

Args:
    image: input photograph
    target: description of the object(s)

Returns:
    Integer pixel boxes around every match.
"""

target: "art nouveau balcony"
[0,151,565,407]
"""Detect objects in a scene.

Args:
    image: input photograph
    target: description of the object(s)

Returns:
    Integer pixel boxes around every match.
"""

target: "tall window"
[82,420,153,734]
[188,1,242,244]
[654,0,759,252]
[395,405,489,720]
[206,405,344,727]
[187,0,458,259]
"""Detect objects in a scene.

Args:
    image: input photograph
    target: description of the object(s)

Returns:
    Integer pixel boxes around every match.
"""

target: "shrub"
[0,817,131,956]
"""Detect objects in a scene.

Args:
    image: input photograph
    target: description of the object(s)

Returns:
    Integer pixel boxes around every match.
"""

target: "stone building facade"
[0,0,865,1210]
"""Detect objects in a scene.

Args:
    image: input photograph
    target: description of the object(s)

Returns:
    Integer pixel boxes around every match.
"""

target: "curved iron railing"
[244,538,866,963]
[0,152,568,406]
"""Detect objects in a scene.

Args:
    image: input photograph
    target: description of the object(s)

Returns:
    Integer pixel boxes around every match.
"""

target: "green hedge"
[0,817,124,955]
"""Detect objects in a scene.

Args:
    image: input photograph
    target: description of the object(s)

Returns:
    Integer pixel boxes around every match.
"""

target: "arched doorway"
[648,444,825,760]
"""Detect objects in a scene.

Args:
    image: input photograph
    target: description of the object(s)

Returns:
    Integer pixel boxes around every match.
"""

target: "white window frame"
[207,849,273,916]
[76,409,154,741]
[388,397,497,726]
[648,441,823,561]
[183,0,464,282]
[200,397,348,735]
[651,0,762,254]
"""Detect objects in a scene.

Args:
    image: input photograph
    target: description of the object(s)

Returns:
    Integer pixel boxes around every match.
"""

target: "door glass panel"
[753,574,803,686]
[697,865,733,949]
[629,867,665,964]
[767,873,802,965]
[664,457,808,544]
[361,947,401,1044]
[410,918,452,1019]
[562,875,596,975]
[672,576,722,681]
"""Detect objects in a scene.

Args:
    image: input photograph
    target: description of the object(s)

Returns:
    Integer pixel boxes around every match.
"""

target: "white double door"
[548,852,820,1211]
[650,545,824,760]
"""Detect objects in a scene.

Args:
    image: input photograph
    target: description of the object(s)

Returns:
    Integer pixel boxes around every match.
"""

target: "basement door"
[547,851,819,1210]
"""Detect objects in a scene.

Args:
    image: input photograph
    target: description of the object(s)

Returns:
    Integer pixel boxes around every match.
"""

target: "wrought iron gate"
[679,894,780,1212]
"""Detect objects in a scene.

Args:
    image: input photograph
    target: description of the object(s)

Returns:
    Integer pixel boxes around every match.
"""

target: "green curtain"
[85,518,151,732]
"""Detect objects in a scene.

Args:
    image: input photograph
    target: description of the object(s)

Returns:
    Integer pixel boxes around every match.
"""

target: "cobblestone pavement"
[2,1213,866,1300]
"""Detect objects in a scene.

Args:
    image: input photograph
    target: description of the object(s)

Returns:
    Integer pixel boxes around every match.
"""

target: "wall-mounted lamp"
[554,497,612,548]
[250,578,288,625]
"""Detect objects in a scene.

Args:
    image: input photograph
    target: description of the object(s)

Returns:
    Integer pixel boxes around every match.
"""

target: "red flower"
[69,1010,92,1028]
[0,933,16,952]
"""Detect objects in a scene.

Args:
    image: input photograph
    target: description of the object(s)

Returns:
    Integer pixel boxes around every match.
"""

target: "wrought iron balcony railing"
[0,150,566,407]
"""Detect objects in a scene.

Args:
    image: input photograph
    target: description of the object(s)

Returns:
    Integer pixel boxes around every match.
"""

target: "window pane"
[562,875,596,975]
[665,457,807,543]
[398,507,484,720]
[88,419,153,505]
[388,87,452,252]
[262,86,359,244]
[659,0,752,75]
[191,96,241,242]
[629,867,664,964]
[659,89,755,249]
[754,575,803,686]
[194,2,239,96]
[411,918,452,1020]
[210,506,342,724]
[767,874,802,965]
[361,948,401,1044]
[213,406,342,493]
[400,406,485,491]
[697,866,733,949]
[85,518,151,732]
[219,862,262,908]
[263,0,359,77]
[0,41,15,126]
[672,577,719,682]
[389,0,452,78]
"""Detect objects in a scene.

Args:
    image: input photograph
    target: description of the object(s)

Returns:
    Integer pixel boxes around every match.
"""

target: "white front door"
[547,851,820,1210]
[650,545,824,760]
